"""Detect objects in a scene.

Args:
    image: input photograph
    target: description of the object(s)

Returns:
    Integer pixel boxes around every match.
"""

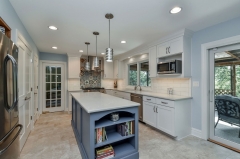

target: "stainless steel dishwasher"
[131,93,143,121]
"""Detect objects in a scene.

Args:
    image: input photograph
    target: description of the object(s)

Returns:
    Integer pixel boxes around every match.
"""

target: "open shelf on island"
[95,131,134,148]
[113,143,135,158]
[95,117,134,128]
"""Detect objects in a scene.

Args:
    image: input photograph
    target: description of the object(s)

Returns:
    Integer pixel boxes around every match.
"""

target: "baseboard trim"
[191,128,202,139]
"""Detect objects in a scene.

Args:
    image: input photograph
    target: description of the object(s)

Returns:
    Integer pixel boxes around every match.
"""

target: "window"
[128,61,151,87]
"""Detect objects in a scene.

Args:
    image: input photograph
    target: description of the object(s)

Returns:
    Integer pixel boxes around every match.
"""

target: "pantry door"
[42,63,65,112]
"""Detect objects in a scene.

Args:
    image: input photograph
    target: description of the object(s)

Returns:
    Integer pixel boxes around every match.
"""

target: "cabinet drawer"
[156,98,174,108]
[143,96,156,103]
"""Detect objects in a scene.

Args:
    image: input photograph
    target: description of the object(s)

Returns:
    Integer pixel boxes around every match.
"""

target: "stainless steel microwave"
[157,60,182,74]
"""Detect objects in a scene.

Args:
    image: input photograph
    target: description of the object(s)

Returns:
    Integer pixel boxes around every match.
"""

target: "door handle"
[0,124,23,155]
[25,97,31,101]
[161,102,168,104]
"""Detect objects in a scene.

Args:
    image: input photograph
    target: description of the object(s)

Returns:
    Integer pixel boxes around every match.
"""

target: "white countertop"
[108,89,192,101]
[68,89,82,92]
[71,92,140,113]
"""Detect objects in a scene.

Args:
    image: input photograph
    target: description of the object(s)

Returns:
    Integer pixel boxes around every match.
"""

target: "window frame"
[128,60,151,87]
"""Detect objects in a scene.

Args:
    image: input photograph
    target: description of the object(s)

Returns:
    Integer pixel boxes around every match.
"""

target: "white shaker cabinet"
[103,61,113,79]
[157,37,183,57]
[113,60,122,79]
[156,105,175,136]
[143,101,157,127]
[68,57,80,78]
[149,46,157,78]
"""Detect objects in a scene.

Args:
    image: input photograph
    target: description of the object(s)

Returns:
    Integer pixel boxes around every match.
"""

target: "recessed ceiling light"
[49,26,58,30]
[121,41,126,44]
[52,46,57,49]
[101,52,105,55]
[170,7,182,14]
[128,57,131,58]
[79,50,83,52]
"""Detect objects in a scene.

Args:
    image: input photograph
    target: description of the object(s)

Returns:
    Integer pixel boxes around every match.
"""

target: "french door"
[43,63,65,112]
[209,43,240,150]
[18,38,32,150]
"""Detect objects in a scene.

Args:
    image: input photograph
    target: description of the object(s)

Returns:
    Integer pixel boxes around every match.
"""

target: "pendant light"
[93,32,99,68]
[85,42,90,71]
[105,13,114,62]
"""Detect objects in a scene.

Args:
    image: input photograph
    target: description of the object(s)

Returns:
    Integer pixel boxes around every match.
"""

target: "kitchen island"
[71,92,140,159]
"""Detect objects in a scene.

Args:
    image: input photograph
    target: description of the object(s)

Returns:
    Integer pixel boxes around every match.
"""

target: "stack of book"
[95,127,108,144]
[96,145,115,159]
[117,121,135,136]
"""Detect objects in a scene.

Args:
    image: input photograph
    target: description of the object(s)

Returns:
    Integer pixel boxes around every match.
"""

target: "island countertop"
[71,92,140,113]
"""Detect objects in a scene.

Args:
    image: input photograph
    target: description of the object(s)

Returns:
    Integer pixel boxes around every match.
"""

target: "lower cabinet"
[156,105,175,136]
[143,96,191,140]
[143,101,157,127]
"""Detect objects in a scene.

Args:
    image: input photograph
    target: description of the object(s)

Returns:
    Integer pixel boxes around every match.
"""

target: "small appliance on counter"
[114,80,117,88]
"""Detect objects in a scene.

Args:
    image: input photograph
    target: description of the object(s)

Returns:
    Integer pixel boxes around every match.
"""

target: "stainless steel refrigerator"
[0,31,22,159]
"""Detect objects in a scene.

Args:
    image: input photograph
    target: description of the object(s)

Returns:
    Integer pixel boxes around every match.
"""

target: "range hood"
[87,56,104,71]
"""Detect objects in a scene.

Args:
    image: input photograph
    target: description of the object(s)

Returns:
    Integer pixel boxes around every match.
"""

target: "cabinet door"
[156,105,175,136]
[104,61,113,79]
[149,46,157,78]
[157,42,169,57]
[168,37,183,55]
[68,57,80,78]
[143,101,157,127]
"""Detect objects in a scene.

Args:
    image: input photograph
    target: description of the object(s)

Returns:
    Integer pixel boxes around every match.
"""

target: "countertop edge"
[106,89,192,101]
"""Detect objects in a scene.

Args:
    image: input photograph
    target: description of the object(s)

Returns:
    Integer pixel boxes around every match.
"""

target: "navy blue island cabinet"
[71,92,140,159]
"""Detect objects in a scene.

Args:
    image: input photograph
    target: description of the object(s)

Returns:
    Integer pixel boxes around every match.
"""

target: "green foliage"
[215,66,231,90]
[140,71,151,87]
[129,70,137,86]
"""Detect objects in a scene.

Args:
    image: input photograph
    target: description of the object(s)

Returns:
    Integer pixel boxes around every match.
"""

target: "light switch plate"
[193,81,199,87]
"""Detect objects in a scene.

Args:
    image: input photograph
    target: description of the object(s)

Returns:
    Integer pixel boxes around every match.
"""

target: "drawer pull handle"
[147,99,151,100]
[153,106,155,112]
[156,107,158,113]
[161,102,168,104]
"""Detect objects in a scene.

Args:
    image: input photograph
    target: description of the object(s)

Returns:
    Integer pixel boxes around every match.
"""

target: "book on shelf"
[117,121,135,136]
[96,127,108,144]
[96,145,114,159]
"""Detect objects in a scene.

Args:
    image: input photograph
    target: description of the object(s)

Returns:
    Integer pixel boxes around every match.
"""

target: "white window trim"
[128,59,150,87]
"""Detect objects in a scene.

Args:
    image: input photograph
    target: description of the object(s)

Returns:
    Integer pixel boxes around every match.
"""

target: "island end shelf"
[71,92,140,159]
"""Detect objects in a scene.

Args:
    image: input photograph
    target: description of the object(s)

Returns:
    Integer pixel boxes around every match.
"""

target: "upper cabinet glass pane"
[140,62,151,87]
[128,64,137,86]
[46,66,50,74]
[57,67,61,74]
[51,67,56,74]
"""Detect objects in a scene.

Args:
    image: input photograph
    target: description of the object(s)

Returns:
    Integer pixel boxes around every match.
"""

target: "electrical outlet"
[193,81,199,87]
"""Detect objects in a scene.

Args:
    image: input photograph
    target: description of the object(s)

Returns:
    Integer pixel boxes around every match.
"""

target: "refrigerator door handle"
[0,124,22,155]
[3,54,18,111]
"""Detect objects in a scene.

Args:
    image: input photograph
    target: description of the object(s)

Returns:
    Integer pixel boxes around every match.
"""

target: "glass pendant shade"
[85,61,90,71]
[106,48,113,62]
[94,56,99,68]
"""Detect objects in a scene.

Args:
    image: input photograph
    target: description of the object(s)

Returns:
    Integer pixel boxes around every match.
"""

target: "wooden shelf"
[113,143,135,158]
[0,17,11,39]
[95,117,134,128]
[95,132,134,148]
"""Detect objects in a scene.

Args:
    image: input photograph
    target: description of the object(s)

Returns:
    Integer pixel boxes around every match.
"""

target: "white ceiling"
[10,0,240,56]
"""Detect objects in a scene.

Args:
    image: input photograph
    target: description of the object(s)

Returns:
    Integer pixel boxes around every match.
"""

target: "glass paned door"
[43,63,64,112]
[209,45,240,150]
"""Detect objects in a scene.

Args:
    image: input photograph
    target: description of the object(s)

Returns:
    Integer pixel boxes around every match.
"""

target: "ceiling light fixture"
[105,13,114,62]
[85,42,90,71]
[79,50,83,52]
[49,26,58,30]
[121,41,126,44]
[52,46,57,49]
[93,32,99,68]
[170,7,182,14]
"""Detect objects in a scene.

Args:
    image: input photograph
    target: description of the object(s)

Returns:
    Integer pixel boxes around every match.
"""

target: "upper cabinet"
[103,61,113,79]
[113,60,122,79]
[68,57,80,78]
[157,37,183,58]
[149,46,157,78]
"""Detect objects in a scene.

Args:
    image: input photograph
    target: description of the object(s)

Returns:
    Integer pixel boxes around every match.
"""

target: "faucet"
[134,85,142,91]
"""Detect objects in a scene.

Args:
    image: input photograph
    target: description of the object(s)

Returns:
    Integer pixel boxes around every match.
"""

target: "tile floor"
[20,112,240,159]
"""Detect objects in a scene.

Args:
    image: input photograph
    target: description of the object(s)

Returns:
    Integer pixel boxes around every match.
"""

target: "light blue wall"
[40,52,68,62]
[191,16,240,130]
[0,0,39,57]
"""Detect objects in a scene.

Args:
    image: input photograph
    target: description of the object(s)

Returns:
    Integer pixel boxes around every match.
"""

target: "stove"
[82,87,105,93]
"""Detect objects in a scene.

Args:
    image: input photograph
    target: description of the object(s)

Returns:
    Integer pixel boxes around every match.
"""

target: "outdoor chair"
[215,95,240,138]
